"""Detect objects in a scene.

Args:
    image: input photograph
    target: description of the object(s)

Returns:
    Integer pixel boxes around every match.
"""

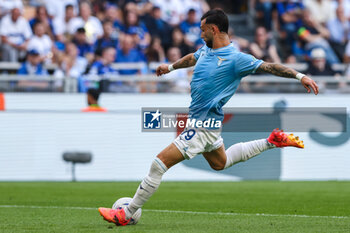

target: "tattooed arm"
[257,62,299,78]
[156,53,197,76]
[257,62,319,95]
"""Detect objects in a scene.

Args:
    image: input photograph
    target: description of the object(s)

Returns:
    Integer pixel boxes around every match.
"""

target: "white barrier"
[0,93,349,181]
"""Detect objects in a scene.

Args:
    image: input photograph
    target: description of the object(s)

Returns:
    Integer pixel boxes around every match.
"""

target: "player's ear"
[212,25,219,34]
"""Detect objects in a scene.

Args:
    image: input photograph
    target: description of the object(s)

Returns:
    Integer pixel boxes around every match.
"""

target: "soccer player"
[99,9,319,226]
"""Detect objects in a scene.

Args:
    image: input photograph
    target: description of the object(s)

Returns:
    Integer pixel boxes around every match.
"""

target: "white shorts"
[173,128,224,160]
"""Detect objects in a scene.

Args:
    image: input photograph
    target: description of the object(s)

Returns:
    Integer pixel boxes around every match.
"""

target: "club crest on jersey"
[217,56,227,66]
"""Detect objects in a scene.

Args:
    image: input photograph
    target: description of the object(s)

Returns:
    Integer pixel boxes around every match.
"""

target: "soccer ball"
[112,197,142,225]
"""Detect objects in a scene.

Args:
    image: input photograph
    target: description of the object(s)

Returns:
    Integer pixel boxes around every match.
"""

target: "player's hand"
[301,76,319,95]
[156,64,171,76]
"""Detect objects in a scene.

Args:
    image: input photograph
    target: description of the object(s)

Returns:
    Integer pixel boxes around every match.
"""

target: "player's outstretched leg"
[98,143,184,226]
[205,128,304,170]
[225,128,304,169]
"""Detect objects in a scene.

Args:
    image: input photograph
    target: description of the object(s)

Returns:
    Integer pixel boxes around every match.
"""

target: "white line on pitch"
[0,205,348,219]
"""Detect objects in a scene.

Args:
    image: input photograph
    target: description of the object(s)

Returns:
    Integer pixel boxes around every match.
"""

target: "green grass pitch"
[0,181,349,233]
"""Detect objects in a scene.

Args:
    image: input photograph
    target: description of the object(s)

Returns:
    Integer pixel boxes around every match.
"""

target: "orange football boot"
[98,207,130,226]
[267,128,304,148]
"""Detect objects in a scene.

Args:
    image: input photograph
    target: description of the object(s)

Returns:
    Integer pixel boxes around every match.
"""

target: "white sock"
[125,157,167,219]
[224,139,275,169]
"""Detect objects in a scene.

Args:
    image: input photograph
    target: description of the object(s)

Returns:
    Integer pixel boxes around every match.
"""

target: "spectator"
[304,0,335,25]
[16,49,49,91]
[306,48,339,76]
[81,88,107,112]
[150,0,185,26]
[90,46,138,93]
[326,5,350,61]
[17,49,47,75]
[306,48,341,92]
[250,26,281,63]
[331,0,350,20]
[116,34,146,75]
[94,20,119,57]
[276,0,304,51]
[141,6,172,49]
[104,4,121,23]
[68,1,103,44]
[0,0,23,18]
[123,10,151,50]
[0,7,32,62]
[122,1,138,14]
[89,47,118,75]
[72,27,94,63]
[45,0,78,23]
[27,22,53,63]
[180,9,201,48]
[170,27,194,57]
[87,46,118,92]
[91,0,109,21]
[145,37,166,63]
[159,47,190,93]
[54,4,76,42]
[297,9,340,64]
[29,5,55,40]
[104,4,124,40]
[55,42,87,79]
[182,0,210,22]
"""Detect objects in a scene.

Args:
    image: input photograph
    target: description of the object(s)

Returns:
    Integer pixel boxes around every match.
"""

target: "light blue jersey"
[189,43,263,122]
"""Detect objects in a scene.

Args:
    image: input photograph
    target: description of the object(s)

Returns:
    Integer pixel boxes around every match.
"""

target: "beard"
[205,39,213,48]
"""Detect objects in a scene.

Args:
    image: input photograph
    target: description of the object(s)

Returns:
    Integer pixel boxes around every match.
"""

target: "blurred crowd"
[251,0,350,93]
[0,0,350,93]
[253,0,350,65]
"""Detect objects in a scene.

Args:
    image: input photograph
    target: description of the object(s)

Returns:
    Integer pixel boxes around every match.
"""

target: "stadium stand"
[0,0,349,94]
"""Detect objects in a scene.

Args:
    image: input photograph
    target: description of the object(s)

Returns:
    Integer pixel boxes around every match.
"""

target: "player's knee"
[209,163,225,171]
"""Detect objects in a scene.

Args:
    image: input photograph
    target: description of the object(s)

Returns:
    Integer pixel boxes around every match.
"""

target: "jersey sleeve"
[193,45,206,60]
[234,52,263,77]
